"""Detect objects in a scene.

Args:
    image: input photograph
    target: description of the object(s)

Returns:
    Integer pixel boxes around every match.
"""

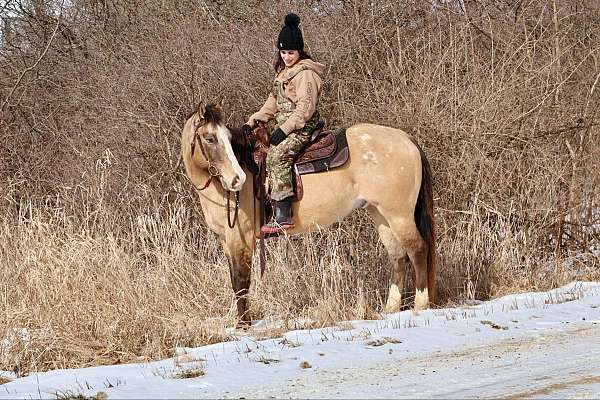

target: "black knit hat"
[277,13,304,51]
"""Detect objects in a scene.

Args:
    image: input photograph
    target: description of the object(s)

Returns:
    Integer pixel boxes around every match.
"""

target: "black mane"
[229,125,258,175]
[203,104,223,125]
[185,102,223,125]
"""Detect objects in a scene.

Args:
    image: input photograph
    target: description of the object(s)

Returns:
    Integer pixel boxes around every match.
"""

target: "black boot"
[261,197,294,233]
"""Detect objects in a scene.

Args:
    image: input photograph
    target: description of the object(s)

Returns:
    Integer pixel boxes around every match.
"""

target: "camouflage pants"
[266,121,318,201]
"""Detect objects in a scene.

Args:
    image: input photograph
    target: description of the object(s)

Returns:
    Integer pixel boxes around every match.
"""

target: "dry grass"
[0,197,394,375]
[1,0,599,375]
[55,391,107,400]
[172,363,206,379]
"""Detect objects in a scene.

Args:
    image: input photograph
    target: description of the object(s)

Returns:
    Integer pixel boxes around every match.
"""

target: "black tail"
[412,140,437,305]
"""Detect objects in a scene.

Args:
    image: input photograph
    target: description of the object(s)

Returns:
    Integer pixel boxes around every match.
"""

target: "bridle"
[191,119,240,229]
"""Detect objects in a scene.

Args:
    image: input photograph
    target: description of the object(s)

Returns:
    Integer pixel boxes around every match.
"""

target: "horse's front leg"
[222,239,253,328]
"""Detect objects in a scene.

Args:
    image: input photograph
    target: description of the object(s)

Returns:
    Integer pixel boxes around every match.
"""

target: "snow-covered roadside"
[1,282,599,399]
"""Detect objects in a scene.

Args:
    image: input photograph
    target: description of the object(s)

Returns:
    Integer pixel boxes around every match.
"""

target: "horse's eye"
[205,135,216,144]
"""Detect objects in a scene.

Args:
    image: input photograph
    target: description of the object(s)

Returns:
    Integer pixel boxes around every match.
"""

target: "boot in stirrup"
[261,197,294,234]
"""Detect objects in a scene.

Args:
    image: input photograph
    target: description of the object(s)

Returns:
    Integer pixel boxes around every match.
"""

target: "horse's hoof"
[384,284,403,313]
[414,288,429,311]
[384,303,401,314]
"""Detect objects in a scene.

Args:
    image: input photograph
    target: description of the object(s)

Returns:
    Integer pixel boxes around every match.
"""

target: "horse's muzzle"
[223,172,245,192]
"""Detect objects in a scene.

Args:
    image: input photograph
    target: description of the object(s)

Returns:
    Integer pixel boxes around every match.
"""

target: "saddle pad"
[296,128,349,175]
[296,132,336,164]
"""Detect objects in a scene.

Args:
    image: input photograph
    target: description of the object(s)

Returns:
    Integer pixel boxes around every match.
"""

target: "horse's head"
[185,102,246,192]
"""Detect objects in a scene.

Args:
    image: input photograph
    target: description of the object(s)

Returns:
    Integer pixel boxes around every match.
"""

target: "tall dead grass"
[1,0,599,374]
[0,187,388,375]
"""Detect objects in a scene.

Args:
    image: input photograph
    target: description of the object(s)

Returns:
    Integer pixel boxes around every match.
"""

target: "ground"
[1,282,599,399]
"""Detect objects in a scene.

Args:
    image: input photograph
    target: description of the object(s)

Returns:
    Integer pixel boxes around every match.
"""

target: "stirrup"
[261,220,294,234]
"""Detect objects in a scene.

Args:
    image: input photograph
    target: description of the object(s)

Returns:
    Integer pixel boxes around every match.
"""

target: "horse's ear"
[196,103,206,123]
[213,96,225,113]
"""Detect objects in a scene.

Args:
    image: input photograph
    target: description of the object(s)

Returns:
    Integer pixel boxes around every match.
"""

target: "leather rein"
[191,120,240,229]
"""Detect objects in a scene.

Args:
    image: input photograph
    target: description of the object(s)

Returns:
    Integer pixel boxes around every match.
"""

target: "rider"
[244,13,326,234]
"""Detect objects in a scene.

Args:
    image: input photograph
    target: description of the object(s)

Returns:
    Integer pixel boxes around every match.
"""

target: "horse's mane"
[229,125,258,175]
[185,102,223,125]
[203,104,223,125]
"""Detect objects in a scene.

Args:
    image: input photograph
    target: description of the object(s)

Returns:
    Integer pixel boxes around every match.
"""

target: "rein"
[191,119,240,228]
[257,161,267,277]
[227,191,240,229]
[248,121,270,278]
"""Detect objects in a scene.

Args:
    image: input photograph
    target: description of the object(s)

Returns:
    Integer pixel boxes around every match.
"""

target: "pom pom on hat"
[278,13,304,51]
[284,13,300,27]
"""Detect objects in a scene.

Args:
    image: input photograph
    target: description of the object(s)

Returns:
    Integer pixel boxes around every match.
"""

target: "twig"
[590,70,600,96]
[1,0,14,15]
[1,12,61,113]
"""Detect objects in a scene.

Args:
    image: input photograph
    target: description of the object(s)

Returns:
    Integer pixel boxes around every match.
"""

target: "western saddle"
[249,121,349,202]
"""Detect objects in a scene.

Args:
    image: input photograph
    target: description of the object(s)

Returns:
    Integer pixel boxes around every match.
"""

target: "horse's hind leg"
[367,206,408,313]
[394,219,430,311]
[375,209,430,311]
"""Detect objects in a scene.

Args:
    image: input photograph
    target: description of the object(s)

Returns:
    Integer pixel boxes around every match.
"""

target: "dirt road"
[239,324,600,399]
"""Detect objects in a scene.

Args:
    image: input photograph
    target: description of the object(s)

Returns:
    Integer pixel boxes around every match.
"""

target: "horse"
[181,102,437,327]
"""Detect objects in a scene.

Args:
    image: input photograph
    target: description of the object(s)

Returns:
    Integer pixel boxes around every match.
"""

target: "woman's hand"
[269,128,286,146]
[242,124,253,137]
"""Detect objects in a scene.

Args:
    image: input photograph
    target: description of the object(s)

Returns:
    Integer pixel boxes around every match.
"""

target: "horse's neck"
[196,169,257,237]
[197,176,226,205]
[196,181,229,236]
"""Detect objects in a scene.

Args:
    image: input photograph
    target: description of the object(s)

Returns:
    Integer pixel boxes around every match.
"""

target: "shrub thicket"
[1,0,598,373]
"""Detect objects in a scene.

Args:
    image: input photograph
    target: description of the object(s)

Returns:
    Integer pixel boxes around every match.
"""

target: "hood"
[278,58,326,81]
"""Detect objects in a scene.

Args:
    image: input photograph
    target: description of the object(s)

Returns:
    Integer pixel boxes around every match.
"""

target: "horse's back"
[347,121,415,142]
[345,123,422,171]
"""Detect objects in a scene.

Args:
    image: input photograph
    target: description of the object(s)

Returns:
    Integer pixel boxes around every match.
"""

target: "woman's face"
[280,50,300,67]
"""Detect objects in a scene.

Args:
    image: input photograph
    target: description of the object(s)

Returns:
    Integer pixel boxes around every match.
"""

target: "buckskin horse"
[181,102,436,327]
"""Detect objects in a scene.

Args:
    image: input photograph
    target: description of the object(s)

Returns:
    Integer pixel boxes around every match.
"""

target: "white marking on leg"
[217,125,246,187]
[385,283,402,313]
[414,288,429,311]
[360,133,371,142]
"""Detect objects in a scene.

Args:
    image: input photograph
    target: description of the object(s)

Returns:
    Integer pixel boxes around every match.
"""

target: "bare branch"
[0,9,60,112]
[0,0,14,15]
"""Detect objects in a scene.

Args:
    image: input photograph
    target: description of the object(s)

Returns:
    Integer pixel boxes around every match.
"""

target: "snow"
[2,282,600,399]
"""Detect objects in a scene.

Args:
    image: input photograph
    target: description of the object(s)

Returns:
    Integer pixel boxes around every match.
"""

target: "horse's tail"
[412,139,437,306]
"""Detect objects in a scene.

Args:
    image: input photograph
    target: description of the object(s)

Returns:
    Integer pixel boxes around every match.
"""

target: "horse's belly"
[289,168,357,233]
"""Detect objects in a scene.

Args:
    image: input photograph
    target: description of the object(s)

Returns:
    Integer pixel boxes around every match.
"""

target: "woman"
[244,13,326,234]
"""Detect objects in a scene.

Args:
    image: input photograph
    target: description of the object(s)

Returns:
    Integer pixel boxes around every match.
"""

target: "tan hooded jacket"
[247,58,326,135]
